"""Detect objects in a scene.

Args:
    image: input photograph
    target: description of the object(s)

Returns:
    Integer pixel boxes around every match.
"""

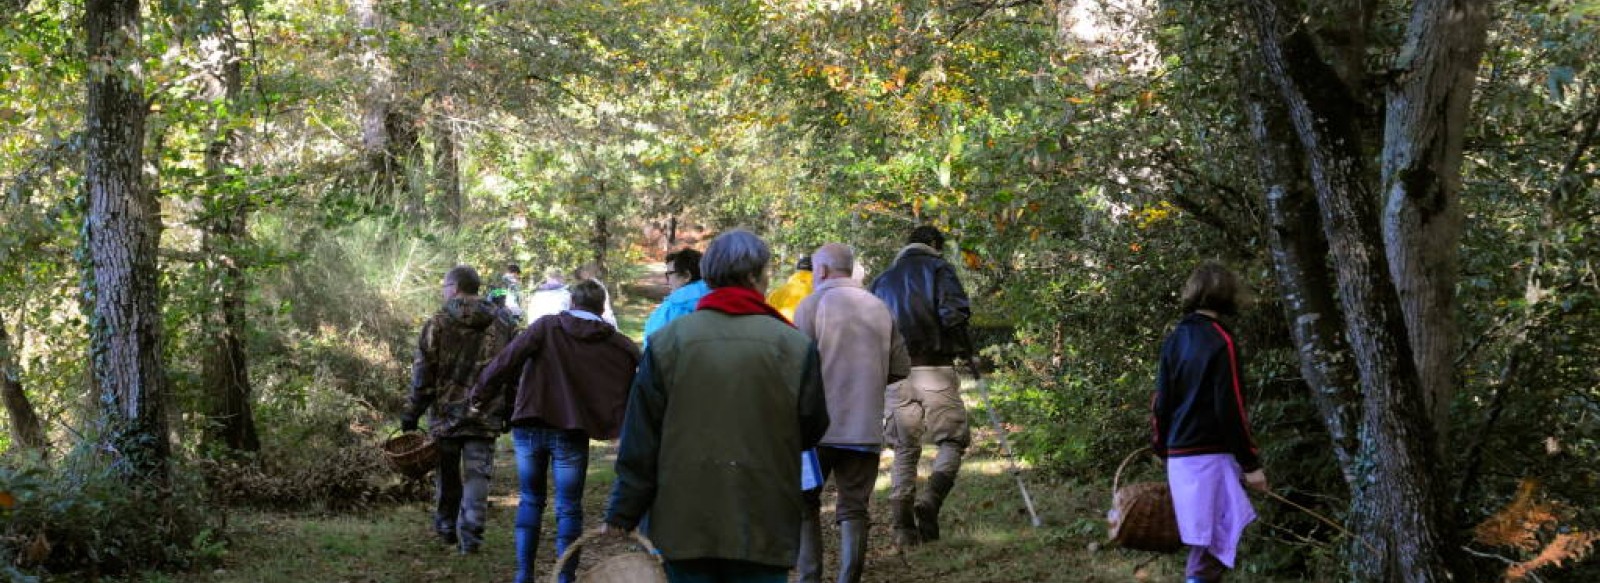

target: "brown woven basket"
[381,431,437,479]
[552,530,667,583]
[1107,447,1183,553]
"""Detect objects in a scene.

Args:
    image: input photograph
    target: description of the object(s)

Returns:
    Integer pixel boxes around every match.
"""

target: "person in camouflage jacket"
[402,265,516,554]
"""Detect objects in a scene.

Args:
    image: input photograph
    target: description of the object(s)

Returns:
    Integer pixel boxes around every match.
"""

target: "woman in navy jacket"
[1151,262,1269,583]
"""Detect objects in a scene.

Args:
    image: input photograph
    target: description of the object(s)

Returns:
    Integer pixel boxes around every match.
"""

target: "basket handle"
[1112,446,1155,492]
[549,528,662,583]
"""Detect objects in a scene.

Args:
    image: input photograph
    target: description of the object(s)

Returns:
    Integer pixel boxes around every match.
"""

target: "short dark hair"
[506,262,521,274]
[446,265,482,295]
[569,279,607,314]
[665,247,703,282]
[909,225,945,250]
[795,255,812,271]
[1181,262,1244,316]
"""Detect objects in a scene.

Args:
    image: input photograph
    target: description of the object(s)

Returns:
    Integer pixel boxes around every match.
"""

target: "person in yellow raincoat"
[767,256,814,320]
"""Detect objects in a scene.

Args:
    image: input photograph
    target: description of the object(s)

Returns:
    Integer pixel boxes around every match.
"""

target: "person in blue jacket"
[642,247,710,347]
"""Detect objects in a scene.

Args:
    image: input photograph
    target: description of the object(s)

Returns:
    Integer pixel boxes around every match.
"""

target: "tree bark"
[199,5,259,454]
[1246,1,1459,579]
[352,0,397,207]
[0,313,48,454]
[386,107,425,219]
[85,0,170,483]
[1380,0,1489,432]
[1243,81,1359,481]
[592,211,610,281]
[432,117,461,227]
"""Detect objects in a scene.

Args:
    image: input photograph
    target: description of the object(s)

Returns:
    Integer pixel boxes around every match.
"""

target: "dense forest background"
[1,0,1597,581]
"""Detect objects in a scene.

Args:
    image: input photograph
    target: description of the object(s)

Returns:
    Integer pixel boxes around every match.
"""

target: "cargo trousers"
[883,366,970,511]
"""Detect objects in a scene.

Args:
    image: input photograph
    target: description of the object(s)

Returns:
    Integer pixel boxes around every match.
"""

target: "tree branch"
[4,133,83,208]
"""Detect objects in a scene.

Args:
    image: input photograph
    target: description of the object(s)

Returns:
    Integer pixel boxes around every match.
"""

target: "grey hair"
[811,243,854,274]
[701,229,771,288]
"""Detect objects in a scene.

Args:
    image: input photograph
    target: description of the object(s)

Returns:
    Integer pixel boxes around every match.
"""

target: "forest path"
[156,284,1295,583]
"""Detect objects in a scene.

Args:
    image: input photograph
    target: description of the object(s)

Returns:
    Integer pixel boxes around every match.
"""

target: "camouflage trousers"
[435,437,495,550]
[883,366,971,504]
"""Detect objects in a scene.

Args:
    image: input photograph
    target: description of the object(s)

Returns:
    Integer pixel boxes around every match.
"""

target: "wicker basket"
[1107,447,1184,553]
[552,530,668,583]
[381,431,437,479]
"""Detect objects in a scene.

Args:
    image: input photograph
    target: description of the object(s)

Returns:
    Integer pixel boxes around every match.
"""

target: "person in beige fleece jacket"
[790,243,910,583]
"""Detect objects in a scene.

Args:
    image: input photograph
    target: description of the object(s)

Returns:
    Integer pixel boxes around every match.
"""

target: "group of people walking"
[401,225,1266,583]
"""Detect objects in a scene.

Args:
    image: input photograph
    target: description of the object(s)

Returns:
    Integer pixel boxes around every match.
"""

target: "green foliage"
[0,450,215,577]
[1,0,1598,579]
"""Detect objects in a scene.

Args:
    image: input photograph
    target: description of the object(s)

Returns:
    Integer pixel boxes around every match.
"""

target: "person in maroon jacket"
[468,280,641,583]
[1151,262,1269,583]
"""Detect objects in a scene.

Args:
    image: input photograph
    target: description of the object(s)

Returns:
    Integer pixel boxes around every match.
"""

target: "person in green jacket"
[604,229,829,583]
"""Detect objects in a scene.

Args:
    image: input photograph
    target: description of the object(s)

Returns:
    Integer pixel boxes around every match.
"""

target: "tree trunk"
[1243,81,1359,481]
[1380,0,1489,433]
[432,118,461,227]
[1245,1,1465,579]
[0,313,48,454]
[199,7,259,454]
[592,212,609,281]
[85,0,170,483]
[352,0,397,208]
[387,107,425,220]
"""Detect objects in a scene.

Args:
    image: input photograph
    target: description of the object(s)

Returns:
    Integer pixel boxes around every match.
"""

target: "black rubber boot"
[796,508,823,583]
[915,470,956,542]
[890,496,920,547]
[837,520,867,583]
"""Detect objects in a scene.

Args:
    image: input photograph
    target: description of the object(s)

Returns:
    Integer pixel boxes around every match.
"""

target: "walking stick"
[966,357,1043,528]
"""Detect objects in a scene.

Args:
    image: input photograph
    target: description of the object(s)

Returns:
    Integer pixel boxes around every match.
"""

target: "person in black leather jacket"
[869,225,973,547]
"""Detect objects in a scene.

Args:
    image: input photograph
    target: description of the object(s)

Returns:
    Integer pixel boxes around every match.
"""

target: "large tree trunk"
[0,313,48,454]
[1243,81,1359,481]
[1380,0,1489,433]
[85,0,170,483]
[199,6,259,454]
[387,107,425,220]
[1242,0,1483,579]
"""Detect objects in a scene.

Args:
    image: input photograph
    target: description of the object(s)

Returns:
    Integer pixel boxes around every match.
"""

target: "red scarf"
[696,285,794,328]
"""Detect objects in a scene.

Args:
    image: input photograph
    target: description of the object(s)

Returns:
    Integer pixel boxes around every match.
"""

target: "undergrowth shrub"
[0,450,218,579]
[202,339,420,509]
[188,216,461,509]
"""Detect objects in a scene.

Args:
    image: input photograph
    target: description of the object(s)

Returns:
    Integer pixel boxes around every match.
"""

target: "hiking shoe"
[458,543,479,556]
[893,528,921,548]
[436,530,459,546]
[914,501,940,542]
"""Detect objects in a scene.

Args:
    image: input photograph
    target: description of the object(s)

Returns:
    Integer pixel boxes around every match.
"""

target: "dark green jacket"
[606,310,828,567]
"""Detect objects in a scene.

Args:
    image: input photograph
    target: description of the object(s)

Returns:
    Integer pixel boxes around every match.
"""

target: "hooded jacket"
[766,270,813,321]
[869,243,973,363]
[469,311,640,440]
[643,279,710,347]
[408,295,514,439]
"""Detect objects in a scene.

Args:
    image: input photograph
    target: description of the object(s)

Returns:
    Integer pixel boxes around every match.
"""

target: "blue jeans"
[512,426,590,583]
